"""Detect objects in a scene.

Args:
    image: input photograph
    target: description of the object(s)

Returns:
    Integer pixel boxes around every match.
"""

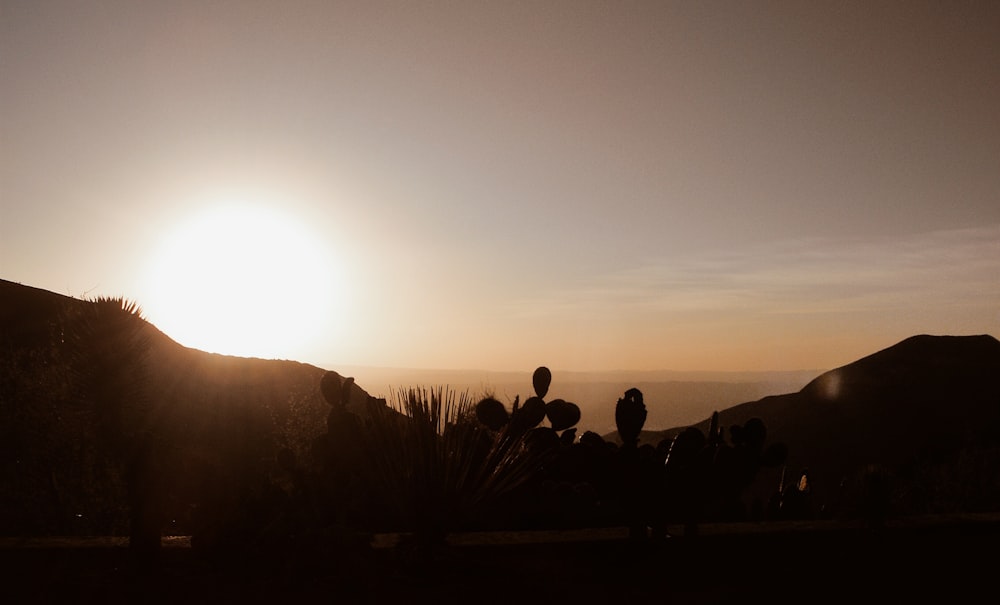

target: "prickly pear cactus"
[532,366,552,399]
[615,388,647,448]
[475,396,510,431]
[320,371,354,409]
[511,396,547,435]
[544,398,581,432]
[661,414,789,529]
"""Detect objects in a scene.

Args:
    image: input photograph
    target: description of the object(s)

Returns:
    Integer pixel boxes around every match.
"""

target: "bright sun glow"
[141,193,346,361]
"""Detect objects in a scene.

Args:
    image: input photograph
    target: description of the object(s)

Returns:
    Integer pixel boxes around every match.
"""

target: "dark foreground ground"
[4,515,999,605]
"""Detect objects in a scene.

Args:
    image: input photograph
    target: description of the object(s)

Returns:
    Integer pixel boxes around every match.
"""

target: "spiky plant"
[357,386,545,539]
[63,296,158,559]
[65,297,152,445]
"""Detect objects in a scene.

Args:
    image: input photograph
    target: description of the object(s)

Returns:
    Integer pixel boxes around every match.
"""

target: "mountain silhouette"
[0,277,373,410]
[0,278,372,536]
[645,333,1000,516]
[4,278,999,533]
[1,278,373,405]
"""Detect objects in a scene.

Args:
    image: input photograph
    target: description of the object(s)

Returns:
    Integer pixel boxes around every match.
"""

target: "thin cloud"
[509,225,1000,320]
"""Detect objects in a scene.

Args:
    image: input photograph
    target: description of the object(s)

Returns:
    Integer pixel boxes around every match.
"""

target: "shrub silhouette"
[309,373,548,544]
[284,367,793,553]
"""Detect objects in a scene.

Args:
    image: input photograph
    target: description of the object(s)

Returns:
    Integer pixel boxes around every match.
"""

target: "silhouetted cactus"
[734,417,765,447]
[525,426,561,455]
[464,367,595,529]
[532,366,552,398]
[544,398,581,432]
[580,430,607,449]
[308,367,795,542]
[475,396,510,431]
[609,388,651,539]
[708,411,722,445]
[660,414,788,533]
[559,427,578,446]
[321,372,363,443]
[615,388,647,448]
[321,372,354,409]
[473,367,580,446]
[320,380,555,542]
[510,396,547,435]
[775,467,815,521]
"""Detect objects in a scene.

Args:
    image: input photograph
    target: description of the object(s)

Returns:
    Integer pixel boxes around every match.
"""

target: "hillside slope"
[647,334,1000,514]
[0,278,370,535]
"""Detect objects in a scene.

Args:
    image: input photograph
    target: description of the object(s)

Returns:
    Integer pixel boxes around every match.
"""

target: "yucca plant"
[357,386,544,541]
[63,296,159,559]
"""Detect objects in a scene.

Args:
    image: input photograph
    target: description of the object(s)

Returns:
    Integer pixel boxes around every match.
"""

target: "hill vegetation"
[3,278,1000,556]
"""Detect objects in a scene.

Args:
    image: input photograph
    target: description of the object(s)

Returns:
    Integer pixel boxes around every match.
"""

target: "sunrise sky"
[2,1,998,373]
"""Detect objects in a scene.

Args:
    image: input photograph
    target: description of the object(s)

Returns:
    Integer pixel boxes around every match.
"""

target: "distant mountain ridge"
[642,333,1000,514]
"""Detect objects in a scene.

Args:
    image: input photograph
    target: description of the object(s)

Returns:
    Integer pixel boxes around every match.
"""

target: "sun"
[141,194,346,361]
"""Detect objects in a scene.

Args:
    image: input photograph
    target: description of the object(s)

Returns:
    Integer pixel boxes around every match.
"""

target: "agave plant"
[356,385,544,539]
[63,296,159,559]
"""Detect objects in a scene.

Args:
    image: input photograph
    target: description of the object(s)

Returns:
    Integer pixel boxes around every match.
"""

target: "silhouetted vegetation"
[63,296,160,560]
[0,280,332,553]
[4,279,1000,580]
[264,366,788,548]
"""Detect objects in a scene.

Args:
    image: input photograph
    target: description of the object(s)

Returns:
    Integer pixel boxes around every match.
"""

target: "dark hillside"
[0,278,371,536]
[649,334,1000,516]
[6,278,1000,537]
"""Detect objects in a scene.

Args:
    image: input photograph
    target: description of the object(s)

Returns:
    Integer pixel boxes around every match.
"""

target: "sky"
[2,1,999,374]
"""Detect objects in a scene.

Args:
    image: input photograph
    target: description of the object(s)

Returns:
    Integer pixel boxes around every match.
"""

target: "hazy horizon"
[326,361,826,436]
[329,362,828,380]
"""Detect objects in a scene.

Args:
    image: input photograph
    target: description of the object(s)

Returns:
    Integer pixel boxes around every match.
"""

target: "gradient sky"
[2,1,998,373]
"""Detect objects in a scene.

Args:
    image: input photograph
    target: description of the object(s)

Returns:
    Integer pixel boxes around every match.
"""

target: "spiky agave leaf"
[63,296,153,446]
[61,296,160,556]
[357,386,544,535]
